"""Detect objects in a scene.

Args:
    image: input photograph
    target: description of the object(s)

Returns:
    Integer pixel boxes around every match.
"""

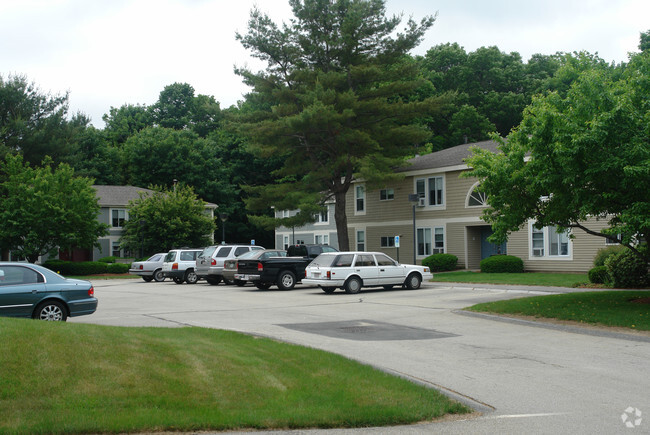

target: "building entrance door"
[480,227,506,259]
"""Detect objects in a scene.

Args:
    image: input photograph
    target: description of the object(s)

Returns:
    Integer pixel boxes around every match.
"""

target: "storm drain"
[278,319,458,341]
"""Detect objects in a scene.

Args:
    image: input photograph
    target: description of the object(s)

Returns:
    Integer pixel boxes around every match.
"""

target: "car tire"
[405,273,422,290]
[277,270,296,290]
[223,278,235,285]
[153,269,165,282]
[142,276,153,282]
[234,279,246,287]
[344,277,362,294]
[173,277,184,284]
[255,282,272,290]
[321,286,336,293]
[33,300,67,321]
[206,276,222,285]
[185,269,198,284]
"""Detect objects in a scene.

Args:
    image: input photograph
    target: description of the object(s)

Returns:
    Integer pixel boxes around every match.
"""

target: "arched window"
[466,182,488,207]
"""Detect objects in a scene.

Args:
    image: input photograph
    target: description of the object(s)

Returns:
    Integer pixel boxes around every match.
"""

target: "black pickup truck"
[235,244,338,290]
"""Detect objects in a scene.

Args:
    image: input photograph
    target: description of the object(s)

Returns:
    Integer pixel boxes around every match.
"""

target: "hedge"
[593,245,624,267]
[480,255,524,273]
[106,263,130,274]
[422,253,458,272]
[588,266,610,284]
[604,246,650,288]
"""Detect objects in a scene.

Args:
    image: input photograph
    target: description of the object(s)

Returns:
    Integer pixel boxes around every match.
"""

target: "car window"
[333,254,354,267]
[215,247,232,258]
[322,246,338,253]
[164,251,177,262]
[238,250,259,260]
[234,247,249,256]
[199,246,216,258]
[354,254,376,267]
[0,266,44,286]
[148,254,162,262]
[375,254,397,266]
[252,246,264,251]
[180,251,197,261]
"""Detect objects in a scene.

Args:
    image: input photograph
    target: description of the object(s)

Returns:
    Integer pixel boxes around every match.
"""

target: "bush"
[422,253,458,272]
[605,247,650,288]
[106,263,130,274]
[97,256,118,263]
[42,261,107,276]
[593,245,624,267]
[480,255,524,273]
[588,266,610,284]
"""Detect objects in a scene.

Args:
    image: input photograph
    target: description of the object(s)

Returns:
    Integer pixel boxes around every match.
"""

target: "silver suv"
[161,248,203,284]
[196,244,264,285]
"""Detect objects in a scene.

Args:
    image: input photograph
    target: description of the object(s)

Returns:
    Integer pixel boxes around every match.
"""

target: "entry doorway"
[480,227,506,259]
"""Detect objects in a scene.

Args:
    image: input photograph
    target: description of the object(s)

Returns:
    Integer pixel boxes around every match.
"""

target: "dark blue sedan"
[0,262,97,321]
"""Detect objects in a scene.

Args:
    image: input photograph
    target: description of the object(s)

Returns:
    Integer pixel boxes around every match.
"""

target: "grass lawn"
[466,291,650,331]
[432,271,589,288]
[0,319,470,434]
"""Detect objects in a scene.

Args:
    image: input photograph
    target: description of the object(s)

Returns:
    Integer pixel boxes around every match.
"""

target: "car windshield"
[147,254,162,262]
[199,246,216,258]
[164,251,177,262]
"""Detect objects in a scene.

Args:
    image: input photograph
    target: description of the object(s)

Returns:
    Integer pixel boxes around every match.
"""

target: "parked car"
[302,252,432,294]
[195,245,264,285]
[0,262,97,321]
[222,249,287,286]
[161,249,203,284]
[128,253,167,282]
[235,244,338,290]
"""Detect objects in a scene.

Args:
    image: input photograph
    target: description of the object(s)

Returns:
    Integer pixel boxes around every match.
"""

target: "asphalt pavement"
[75,279,650,434]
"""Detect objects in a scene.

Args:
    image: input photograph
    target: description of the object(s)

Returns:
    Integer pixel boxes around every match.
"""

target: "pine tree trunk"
[334,190,349,251]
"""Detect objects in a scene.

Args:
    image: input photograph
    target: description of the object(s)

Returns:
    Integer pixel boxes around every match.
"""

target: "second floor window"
[380,188,394,201]
[112,209,126,228]
[355,185,365,213]
[416,176,444,206]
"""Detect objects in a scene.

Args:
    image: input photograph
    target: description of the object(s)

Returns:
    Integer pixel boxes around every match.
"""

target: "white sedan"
[302,251,432,294]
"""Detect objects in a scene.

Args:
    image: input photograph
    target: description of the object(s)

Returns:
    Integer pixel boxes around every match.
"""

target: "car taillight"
[88,286,94,297]
[327,271,331,279]
[257,262,263,271]
[172,263,179,270]
[139,265,143,270]
[211,259,216,266]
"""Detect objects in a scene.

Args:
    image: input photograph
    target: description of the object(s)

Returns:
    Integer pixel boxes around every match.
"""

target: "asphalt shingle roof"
[93,185,155,207]
[398,139,502,172]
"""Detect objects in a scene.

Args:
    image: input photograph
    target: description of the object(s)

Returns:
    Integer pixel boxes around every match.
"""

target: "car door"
[374,254,405,285]
[352,254,379,286]
[0,265,47,318]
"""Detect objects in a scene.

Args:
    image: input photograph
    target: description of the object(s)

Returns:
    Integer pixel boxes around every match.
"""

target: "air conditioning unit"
[417,197,426,207]
[533,248,544,257]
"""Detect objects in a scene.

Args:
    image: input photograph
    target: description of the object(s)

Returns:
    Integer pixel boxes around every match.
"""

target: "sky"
[1,0,648,128]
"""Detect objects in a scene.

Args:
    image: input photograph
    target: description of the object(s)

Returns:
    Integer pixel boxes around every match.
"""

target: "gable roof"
[93,185,217,208]
[398,139,502,173]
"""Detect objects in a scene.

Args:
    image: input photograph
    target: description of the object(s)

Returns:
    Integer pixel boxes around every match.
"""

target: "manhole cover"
[278,319,458,341]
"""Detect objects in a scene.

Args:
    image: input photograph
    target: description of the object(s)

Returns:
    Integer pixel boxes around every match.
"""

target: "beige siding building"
[280,140,615,272]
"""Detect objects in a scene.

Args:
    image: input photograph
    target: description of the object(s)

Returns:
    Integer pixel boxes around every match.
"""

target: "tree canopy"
[0,155,108,262]
[236,0,446,250]
[464,49,650,264]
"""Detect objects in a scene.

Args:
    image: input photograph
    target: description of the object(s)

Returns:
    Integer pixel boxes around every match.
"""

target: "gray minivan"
[195,244,264,285]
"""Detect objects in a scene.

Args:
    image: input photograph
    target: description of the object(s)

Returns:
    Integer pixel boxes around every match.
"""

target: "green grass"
[432,271,589,288]
[466,291,650,331]
[0,319,469,434]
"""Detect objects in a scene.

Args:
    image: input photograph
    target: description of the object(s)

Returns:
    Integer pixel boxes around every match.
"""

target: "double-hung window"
[315,234,329,245]
[380,188,394,201]
[416,176,444,206]
[417,227,444,256]
[112,209,127,228]
[356,230,365,251]
[355,185,365,214]
[531,224,570,258]
[380,236,395,247]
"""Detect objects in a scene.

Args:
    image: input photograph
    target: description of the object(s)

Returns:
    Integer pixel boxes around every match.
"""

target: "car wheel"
[223,278,235,285]
[405,273,422,290]
[142,276,153,282]
[185,269,198,284]
[255,282,272,290]
[206,276,221,285]
[33,300,67,321]
[344,277,362,294]
[173,277,184,284]
[234,279,246,287]
[277,270,296,290]
[321,286,336,293]
[153,269,165,282]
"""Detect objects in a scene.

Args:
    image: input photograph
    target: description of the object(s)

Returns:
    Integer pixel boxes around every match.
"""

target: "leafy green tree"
[102,104,153,146]
[236,0,445,250]
[463,51,649,265]
[0,154,108,263]
[64,125,122,185]
[149,83,222,136]
[118,185,215,254]
[0,74,78,164]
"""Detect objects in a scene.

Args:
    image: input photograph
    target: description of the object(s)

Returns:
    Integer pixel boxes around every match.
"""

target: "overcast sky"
[1,0,648,128]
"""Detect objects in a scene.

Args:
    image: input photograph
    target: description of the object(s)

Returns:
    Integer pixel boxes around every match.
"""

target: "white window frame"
[111,208,127,228]
[314,234,330,245]
[112,241,122,257]
[380,236,395,248]
[356,229,365,251]
[314,208,329,225]
[355,185,366,215]
[529,222,572,260]
[380,188,394,201]
[415,176,445,208]
[283,235,289,250]
[417,226,445,257]
[466,182,488,208]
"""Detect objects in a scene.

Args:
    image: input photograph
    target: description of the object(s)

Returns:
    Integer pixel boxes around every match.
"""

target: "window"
[416,176,444,206]
[355,185,365,213]
[334,254,354,267]
[356,230,365,251]
[417,228,431,256]
[531,224,570,258]
[112,241,121,257]
[314,209,328,223]
[380,188,394,201]
[375,254,397,266]
[295,239,305,245]
[315,234,329,245]
[605,233,622,245]
[354,254,376,267]
[467,184,488,207]
[380,236,395,247]
[112,209,126,227]
[283,236,289,250]
[0,266,44,286]
[216,247,233,257]
[433,227,444,254]
[548,226,569,256]
[234,247,249,256]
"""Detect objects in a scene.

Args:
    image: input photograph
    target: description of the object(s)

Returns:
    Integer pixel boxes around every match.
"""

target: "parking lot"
[75,279,650,434]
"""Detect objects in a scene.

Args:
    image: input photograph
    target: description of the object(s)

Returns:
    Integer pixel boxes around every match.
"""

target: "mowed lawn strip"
[0,318,470,434]
[466,291,650,331]
[432,271,588,288]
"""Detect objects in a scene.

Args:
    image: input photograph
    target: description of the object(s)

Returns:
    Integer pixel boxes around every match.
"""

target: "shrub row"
[422,253,458,272]
[589,244,649,288]
[480,255,524,273]
[42,260,130,276]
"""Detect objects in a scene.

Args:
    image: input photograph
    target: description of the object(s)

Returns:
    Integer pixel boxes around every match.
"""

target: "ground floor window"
[112,241,122,257]
[315,234,329,245]
[418,227,444,256]
[380,236,395,247]
[357,230,365,251]
[530,224,571,258]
